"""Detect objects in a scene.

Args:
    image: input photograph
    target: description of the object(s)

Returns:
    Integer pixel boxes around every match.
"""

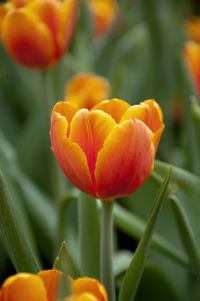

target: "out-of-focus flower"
[65,72,110,110]
[87,0,118,37]
[0,0,77,69]
[186,16,200,42]
[0,271,107,301]
[185,40,200,92]
[50,98,164,201]
[0,269,61,301]
[64,277,108,301]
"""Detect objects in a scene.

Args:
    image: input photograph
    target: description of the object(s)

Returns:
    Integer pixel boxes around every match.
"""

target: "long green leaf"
[118,167,172,301]
[0,171,41,273]
[113,204,188,267]
[78,192,100,279]
[153,160,200,281]
[170,195,200,281]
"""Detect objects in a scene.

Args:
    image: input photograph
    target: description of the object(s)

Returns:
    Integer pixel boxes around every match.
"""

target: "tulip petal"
[70,109,116,189]
[38,269,61,301]
[2,8,54,68]
[70,277,108,301]
[26,0,61,58]
[92,98,130,123]
[51,112,94,196]
[1,273,47,301]
[65,72,110,110]
[59,0,77,53]
[51,101,78,126]
[120,99,164,149]
[95,118,155,200]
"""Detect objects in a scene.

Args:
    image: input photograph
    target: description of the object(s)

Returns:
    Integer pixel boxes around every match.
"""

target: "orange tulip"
[65,277,108,301]
[0,271,107,301]
[185,40,200,93]
[0,269,61,301]
[0,0,77,69]
[65,72,110,110]
[186,16,200,43]
[87,0,118,37]
[50,98,164,201]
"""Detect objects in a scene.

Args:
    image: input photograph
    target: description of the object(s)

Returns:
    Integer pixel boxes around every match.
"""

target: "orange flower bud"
[185,40,200,93]
[1,273,48,301]
[87,0,118,37]
[186,16,200,43]
[65,72,110,110]
[50,98,164,201]
[64,277,108,301]
[0,272,107,301]
[1,0,77,69]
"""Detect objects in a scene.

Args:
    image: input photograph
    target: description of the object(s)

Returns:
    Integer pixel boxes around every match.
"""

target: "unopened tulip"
[65,72,110,110]
[0,271,107,301]
[185,40,200,93]
[50,98,164,201]
[87,0,118,37]
[0,0,77,69]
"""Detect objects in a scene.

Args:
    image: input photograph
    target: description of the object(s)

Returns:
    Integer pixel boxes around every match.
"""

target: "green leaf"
[135,264,178,301]
[78,192,100,279]
[170,195,200,281]
[54,241,79,299]
[113,204,188,267]
[118,166,172,301]
[53,241,79,278]
[113,251,133,278]
[153,160,200,281]
[0,170,41,273]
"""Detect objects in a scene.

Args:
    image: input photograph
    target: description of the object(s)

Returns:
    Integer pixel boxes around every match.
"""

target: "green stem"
[41,70,66,199]
[100,201,115,301]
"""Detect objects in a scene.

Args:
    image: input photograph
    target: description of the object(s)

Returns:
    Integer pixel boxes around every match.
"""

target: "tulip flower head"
[65,72,111,110]
[185,40,200,93]
[50,98,164,201]
[186,16,200,43]
[87,0,118,37]
[0,271,107,301]
[0,0,77,69]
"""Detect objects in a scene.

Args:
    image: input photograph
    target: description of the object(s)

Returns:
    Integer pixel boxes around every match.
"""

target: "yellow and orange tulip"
[0,270,107,301]
[50,98,164,201]
[186,16,200,43]
[0,0,77,69]
[87,0,118,37]
[185,40,200,93]
[65,72,110,110]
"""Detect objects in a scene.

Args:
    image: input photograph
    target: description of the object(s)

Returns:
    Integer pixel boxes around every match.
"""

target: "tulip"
[0,269,61,301]
[87,0,118,37]
[50,98,164,201]
[185,40,200,93]
[64,277,108,301]
[65,72,110,110]
[0,0,77,69]
[0,271,107,301]
[186,16,200,43]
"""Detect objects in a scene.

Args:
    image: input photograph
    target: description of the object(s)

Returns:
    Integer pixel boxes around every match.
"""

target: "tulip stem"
[100,200,115,301]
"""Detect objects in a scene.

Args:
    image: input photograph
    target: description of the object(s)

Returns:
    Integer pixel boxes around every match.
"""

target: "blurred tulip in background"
[0,0,77,69]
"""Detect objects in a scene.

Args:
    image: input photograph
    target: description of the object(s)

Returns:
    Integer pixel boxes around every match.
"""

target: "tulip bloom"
[50,98,164,201]
[65,72,110,110]
[64,277,108,301]
[0,0,77,69]
[186,16,200,43]
[87,0,118,37]
[0,271,107,301]
[185,40,200,93]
